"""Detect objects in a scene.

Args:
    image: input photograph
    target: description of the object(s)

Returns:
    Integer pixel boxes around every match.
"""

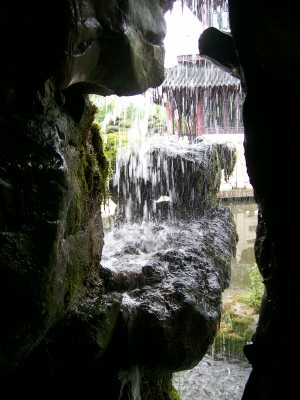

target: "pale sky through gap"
[164,1,203,67]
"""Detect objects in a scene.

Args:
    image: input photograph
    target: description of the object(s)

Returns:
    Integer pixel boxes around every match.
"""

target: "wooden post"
[195,97,205,136]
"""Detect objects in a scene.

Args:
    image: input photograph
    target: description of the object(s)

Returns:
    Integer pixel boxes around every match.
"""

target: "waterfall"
[92,89,259,399]
[109,130,236,224]
[94,92,241,399]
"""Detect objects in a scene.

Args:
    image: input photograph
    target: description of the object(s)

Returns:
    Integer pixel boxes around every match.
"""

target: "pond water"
[173,353,252,400]
[227,201,258,291]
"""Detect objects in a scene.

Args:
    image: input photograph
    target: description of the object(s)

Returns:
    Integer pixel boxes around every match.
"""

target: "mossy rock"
[102,131,128,172]
[214,332,246,357]
[140,374,181,400]
[169,386,181,400]
[214,313,256,357]
[231,315,255,337]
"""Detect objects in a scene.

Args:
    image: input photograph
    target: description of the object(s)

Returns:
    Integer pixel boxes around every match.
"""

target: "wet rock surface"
[2,0,297,398]
[0,1,238,397]
[99,134,237,378]
[110,135,236,222]
[215,1,300,398]
[100,206,237,373]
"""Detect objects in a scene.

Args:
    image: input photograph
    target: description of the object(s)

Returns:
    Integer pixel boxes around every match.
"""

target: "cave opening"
[89,2,261,398]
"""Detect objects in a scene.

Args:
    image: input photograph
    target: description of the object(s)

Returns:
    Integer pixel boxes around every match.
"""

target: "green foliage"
[147,105,167,134]
[102,131,128,173]
[84,122,112,205]
[90,95,117,126]
[89,94,168,174]
[215,332,247,356]
[214,312,256,357]
[238,263,264,313]
[90,94,167,134]
[213,263,263,357]
[169,386,181,400]
[163,374,181,400]
[106,125,119,134]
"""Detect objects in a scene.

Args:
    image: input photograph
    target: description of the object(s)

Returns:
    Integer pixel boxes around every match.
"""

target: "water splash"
[110,133,236,224]
[173,353,251,400]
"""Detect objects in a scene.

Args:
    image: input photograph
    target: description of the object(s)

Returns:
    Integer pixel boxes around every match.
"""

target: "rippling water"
[173,353,251,400]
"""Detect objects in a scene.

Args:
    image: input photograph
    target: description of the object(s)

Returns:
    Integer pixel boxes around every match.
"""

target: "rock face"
[228,1,300,399]
[0,83,106,371]
[100,206,236,371]
[198,26,241,79]
[0,0,238,398]
[2,0,296,398]
[0,0,168,98]
[110,136,236,222]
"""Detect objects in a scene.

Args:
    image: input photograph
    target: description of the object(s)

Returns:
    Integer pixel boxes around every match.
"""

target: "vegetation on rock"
[213,263,263,357]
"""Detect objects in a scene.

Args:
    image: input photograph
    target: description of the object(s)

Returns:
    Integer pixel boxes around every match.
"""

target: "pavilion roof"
[162,59,241,90]
[183,0,229,20]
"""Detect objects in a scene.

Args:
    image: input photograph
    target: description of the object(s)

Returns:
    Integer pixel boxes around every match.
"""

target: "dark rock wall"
[3,1,229,398]
[198,2,300,397]
[228,1,300,398]
[0,0,296,398]
[0,77,106,371]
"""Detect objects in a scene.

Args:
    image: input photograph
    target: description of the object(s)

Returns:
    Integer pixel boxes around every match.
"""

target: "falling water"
[110,132,235,224]
[118,366,141,400]
[96,90,257,399]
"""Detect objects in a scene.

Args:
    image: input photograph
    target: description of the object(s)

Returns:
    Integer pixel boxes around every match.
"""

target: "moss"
[214,332,246,356]
[63,105,110,302]
[76,121,111,209]
[66,105,109,220]
[105,125,119,134]
[231,315,255,336]
[214,142,237,182]
[198,141,238,208]
[216,254,231,270]
[102,130,129,173]
[165,374,182,400]
[195,144,221,207]
[214,312,256,357]
[237,263,264,313]
[169,386,182,400]
[140,374,182,400]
